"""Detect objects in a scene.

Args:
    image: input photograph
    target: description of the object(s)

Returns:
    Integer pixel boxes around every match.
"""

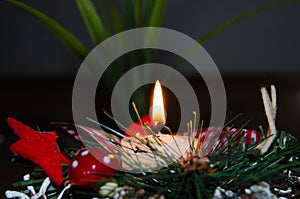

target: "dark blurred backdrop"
[0,0,300,195]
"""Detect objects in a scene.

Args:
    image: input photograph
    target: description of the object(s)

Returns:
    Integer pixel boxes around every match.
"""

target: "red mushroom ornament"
[69,148,119,187]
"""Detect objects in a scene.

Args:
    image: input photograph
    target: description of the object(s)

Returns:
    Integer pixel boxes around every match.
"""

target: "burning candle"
[125,80,166,136]
[120,80,190,172]
[151,80,166,131]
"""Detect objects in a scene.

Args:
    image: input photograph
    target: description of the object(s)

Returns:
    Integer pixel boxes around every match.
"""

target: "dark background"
[0,0,300,196]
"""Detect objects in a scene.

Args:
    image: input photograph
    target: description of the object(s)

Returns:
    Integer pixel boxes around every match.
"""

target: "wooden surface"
[0,76,299,195]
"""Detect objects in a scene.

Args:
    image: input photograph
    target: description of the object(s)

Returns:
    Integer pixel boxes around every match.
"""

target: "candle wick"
[152,121,165,134]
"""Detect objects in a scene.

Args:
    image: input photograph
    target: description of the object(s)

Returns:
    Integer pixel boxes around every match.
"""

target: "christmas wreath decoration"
[4,85,300,199]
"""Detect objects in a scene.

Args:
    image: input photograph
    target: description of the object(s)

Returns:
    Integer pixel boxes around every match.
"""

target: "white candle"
[121,134,190,171]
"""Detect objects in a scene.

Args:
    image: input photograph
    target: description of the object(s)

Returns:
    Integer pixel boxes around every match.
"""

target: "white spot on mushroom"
[81,150,89,156]
[103,156,110,164]
[72,160,78,168]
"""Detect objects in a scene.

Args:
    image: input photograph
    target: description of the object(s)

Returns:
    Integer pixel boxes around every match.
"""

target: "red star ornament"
[7,117,70,185]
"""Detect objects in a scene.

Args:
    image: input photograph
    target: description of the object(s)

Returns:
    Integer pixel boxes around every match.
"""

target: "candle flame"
[152,80,166,127]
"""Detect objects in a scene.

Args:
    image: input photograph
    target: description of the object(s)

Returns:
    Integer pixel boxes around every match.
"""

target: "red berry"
[141,115,151,125]
[69,148,119,186]
[125,115,152,137]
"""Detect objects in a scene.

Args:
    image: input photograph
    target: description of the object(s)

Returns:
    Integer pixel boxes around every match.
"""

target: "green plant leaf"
[143,0,155,26]
[6,0,88,59]
[107,0,124,33]
[134,0,142,27]
[175,0,300,67]
[142,0,167,63]
[76,0,107,45]
[97,0,111,36]
[199,0,300,44]
[122,0,135,29]
[147,0,167,27]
